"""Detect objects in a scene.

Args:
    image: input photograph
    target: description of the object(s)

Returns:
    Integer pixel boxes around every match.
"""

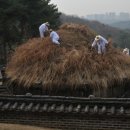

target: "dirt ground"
[0,123,59,130]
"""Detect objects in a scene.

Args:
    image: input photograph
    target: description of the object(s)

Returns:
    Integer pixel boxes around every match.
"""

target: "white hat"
[49,29,53,32]
[123,48,129,52]
[45,22,50,26]
[95,35,101,41]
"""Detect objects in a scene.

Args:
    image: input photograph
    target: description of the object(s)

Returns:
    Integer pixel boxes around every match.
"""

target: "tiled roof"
[0,95,130,116]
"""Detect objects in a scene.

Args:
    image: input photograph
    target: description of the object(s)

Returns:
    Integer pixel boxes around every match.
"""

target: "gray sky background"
[50,0,130,16]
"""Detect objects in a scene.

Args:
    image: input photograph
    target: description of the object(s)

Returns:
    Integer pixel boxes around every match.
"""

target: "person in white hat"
[39,22,50,38]
[50,29,60,45]
[123,48,129,56]
[92,35,109,54]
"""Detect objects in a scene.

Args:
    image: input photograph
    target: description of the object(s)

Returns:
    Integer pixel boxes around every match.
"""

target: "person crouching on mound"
[92,35,109,54]
[50,29,60,45]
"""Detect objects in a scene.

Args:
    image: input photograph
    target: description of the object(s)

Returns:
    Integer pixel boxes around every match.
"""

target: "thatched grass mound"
[6,23,130,91]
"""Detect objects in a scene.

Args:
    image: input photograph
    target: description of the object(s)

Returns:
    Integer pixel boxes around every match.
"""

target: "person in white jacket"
[50,29,60,45]
[92,35,108,54]
[123,48,129,56]
[39,22,49,38]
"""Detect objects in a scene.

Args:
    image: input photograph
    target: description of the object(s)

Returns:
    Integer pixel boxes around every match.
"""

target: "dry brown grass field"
[0,123,59,130]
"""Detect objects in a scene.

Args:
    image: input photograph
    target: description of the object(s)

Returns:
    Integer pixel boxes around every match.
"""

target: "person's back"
[39,22,49,38]
[39,23,46,30]
[99,36,108,46]
[50,31,59,40]
[50,30,60,45]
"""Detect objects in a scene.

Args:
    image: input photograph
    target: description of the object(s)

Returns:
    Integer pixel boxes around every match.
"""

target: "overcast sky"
[50,0,130,16]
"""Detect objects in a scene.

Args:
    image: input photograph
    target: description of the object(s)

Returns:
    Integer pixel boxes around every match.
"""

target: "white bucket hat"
[95,35,101,41]
[45,22,50,26]
[123,48,129,52]
[49,29,53,32]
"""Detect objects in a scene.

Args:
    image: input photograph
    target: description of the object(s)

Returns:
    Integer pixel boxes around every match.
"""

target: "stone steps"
[0,85,8,95]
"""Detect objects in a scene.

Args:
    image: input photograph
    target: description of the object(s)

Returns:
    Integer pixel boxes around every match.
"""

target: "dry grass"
[6,23,130,91]
[0,123,59,130]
